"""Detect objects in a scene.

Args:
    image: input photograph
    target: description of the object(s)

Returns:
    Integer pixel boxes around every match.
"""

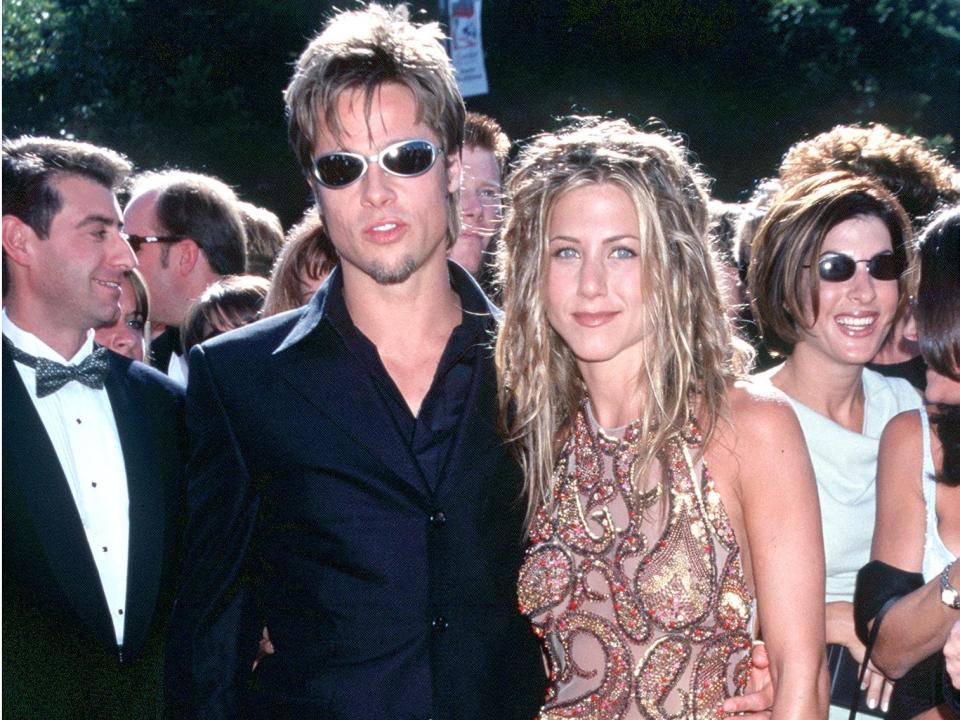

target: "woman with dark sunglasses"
[854,205,960,719]
[748,171,922,719]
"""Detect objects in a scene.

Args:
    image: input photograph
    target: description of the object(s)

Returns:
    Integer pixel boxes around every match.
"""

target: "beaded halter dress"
[517,403,755,719]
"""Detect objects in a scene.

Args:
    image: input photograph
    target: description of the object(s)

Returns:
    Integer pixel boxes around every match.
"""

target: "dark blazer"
[3,345,186,719]
[166,270,546,719]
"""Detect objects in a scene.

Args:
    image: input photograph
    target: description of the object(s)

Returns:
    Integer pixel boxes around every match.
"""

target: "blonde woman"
[497,118,828,719]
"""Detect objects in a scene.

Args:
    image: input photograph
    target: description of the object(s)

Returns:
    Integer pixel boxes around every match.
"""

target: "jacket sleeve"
[165,345,262,719]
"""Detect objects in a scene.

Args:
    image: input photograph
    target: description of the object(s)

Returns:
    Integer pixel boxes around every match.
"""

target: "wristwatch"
[941,561,960,610]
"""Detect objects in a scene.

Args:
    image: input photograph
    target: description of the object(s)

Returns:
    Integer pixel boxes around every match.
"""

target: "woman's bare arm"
[712,382,829,719]
[870,411,960,678]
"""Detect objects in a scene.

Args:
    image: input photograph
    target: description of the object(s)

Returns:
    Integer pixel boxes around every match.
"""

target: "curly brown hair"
[779,123,959,225]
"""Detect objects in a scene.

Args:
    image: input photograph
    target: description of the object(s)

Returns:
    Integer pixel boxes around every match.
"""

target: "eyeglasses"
[312,139,443,189]
[805,251,904,282]
[121,233,186,253]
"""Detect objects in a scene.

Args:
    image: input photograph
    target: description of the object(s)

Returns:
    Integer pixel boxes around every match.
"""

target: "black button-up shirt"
[322,262,495,491]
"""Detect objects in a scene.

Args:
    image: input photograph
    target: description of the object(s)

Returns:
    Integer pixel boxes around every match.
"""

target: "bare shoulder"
[704,380,811,497]
[719,379,805,449]
[876,408,924,495]
[880,408,922,447]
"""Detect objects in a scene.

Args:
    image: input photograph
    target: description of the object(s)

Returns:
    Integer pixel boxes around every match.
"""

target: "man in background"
[122,170,247,382]
[448,111,510,284]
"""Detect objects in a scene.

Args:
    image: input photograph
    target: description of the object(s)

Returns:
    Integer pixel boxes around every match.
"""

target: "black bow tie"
[4,336,110,398]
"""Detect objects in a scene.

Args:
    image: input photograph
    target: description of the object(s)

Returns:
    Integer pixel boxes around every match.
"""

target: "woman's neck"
[770,348,866,432]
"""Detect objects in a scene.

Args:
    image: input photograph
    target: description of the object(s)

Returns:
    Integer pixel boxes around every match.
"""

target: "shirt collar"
[275,261,498,354]
[2,309,96,364]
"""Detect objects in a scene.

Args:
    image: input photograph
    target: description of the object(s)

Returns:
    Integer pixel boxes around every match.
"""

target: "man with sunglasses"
[165,5,547,719]
[122,170,247,383]
[2,136,186,717]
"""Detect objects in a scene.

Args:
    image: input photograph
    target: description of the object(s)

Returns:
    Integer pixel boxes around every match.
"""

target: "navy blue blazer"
[166,269,546,719]
[2,345,186,718]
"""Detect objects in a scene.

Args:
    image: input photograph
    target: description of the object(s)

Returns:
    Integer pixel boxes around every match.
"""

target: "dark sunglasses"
[312,139,442,189]
[805,251,904,283]
[121,232,186,253]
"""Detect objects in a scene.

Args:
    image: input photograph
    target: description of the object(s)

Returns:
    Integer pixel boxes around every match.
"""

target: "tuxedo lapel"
[1,346,118,653]
[272,310,430,497]
[104,356,165,660]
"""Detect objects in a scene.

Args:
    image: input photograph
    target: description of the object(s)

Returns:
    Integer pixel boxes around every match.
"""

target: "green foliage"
[2,0,955,215]
[763,0,959,132]
[2,0,68,79]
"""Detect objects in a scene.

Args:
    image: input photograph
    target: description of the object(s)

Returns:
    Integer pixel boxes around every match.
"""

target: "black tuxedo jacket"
[166,268,546,719]
[3,345,186,719]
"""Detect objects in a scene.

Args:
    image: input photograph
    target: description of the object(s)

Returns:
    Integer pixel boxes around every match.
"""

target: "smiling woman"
[496,117,829,719]
[748,171,922,719]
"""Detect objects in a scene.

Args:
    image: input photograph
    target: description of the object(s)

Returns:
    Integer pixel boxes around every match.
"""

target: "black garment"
[149,327,181,373]
[166,263,547,720]
[945,668,960,716]
[3,346,186,719]
[325,268,487,490]
[867,355,927,392]
[854,561,943,719]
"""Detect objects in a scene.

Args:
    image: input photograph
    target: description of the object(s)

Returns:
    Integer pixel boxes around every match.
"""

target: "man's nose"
[112,229,138,269]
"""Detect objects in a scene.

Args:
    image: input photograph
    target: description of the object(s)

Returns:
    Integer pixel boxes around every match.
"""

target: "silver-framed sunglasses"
[312,139,443,189]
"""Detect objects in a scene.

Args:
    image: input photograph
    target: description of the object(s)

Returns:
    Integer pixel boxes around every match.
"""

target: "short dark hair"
[2,136,132,238]
[238,201,284,278]
[916,205,960,381]
[464,112,510,171]
[129,170,247,275]
[748,171,913,356]
[181,274,269,354]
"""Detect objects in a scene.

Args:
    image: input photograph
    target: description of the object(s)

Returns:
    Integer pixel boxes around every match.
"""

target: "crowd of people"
[2,3,959,719]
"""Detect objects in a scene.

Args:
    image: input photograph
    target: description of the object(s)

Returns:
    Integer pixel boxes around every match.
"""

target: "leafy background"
[4,0,957,224]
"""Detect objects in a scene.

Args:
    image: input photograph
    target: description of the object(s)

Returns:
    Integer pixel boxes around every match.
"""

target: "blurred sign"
[448,0,488,97]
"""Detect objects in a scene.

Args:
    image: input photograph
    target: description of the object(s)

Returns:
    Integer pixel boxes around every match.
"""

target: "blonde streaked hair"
[496,117,751,528]
[284,3,465,248]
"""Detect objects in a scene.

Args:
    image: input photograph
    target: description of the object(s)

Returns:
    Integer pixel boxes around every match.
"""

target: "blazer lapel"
[2,346,118,652]
[273,296,430,497]
[104,355,165,660]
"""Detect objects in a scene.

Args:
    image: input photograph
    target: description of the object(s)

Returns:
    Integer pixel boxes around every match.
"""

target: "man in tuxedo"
[2,136,186,718]
[165,5,547,719]
[122,170,247,383]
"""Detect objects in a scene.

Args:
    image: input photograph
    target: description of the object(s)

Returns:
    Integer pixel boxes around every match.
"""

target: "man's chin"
[366,257,418,285]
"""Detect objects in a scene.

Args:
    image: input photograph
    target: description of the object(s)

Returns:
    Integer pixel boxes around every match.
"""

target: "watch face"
[945,588,960,608]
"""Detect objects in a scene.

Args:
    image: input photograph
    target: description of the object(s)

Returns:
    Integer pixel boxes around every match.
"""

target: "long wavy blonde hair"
[495,118,752,529]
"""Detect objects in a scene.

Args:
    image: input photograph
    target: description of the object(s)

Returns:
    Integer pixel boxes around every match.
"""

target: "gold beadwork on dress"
[517,404,754,719]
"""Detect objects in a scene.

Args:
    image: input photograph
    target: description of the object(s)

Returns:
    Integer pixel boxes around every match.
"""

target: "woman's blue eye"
[611,247,637,258]
[553,247,578,259]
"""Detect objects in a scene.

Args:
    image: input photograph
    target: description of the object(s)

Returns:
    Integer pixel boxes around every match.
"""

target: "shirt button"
[429,511,446,526]
[102,546,108,552]
[431,616,448,633]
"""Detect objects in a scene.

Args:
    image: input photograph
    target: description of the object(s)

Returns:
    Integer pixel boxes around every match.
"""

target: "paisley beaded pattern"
[517,404,754,719]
